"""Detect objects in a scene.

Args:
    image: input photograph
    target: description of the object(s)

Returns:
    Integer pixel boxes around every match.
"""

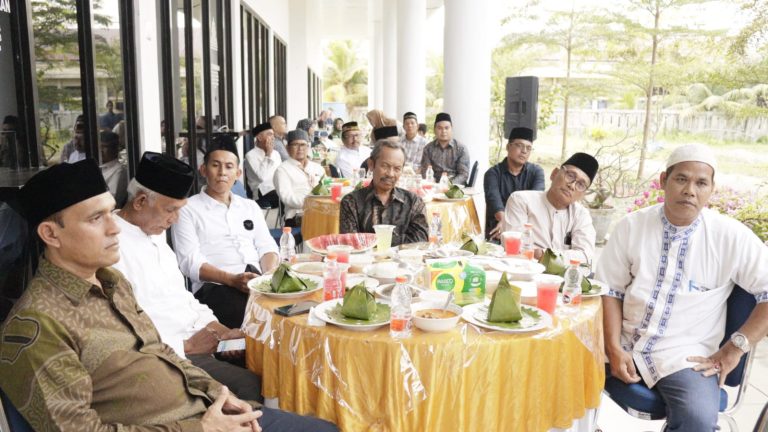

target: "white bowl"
[348,254,375,273]
[412,302,463,332]
[397,249,426,264]
[418,290,451,303]
[291,262,325,276]
[364,262,413,284]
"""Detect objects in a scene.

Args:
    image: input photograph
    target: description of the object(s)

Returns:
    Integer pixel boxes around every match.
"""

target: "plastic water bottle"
[425,165,434,183]
[390,275,412,338]
[279,227,296,264]
[438,172,450,192]
[429,211,443,249]
[521,223,534,260]
[323,253,342,301]
[562,259,583,311]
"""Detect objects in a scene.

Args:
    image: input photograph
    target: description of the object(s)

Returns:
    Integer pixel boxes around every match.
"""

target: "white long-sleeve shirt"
[100,159,129,206]
[171,189,279,293]
[273,158,325,220]
[244,146,281,196]
[113,214,218,358]
[595,205,768,387]
[503,190,596,263]
[335,145,370,179]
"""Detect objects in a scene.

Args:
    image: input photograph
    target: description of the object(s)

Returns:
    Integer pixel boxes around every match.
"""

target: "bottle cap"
[569,259,581,265]
[282,227,291,233]
[395,276,408,283]
[327,252,338,260]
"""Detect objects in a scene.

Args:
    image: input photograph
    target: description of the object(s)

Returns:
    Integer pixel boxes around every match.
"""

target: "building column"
[396,0,425,121]
[134,1,161,153]
[443,0,491,180]
[382,2,397,116]
[369,18,384,112]
[287,0,309,125]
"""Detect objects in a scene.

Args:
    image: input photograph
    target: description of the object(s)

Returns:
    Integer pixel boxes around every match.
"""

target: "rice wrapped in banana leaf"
[311,176,330,195]
[270,263,309,293]
[538,248,593,293]
[341,282,378,320]
[460,233,479,254]
[487,272,523,322]
[444,185,464,199]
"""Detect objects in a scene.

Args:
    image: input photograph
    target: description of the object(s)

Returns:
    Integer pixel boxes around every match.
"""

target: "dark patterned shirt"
[420,139,470,184]
[0,258,222,431]
[339,185,429,246]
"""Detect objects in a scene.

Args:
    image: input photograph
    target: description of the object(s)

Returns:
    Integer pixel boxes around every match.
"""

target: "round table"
[302,195,483,243]
[244,291,605,432]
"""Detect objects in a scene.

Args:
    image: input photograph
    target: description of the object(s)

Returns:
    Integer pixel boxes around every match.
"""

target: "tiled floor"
[595,340,768,431]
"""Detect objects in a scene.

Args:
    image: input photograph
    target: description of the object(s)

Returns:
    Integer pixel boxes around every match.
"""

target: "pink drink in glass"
[535,275,563,315]
[504,234,522,255]
[331,183,343,202]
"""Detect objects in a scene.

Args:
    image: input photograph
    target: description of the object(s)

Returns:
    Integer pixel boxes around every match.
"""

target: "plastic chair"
[466,160,479,188]
[601,285,757,432]
[0,388,33,432]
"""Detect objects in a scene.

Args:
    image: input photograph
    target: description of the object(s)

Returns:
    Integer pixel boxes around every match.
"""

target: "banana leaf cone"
[311,176,330,195]
[354,181,364,191]
[444,185,464,199]
[460,233,479,254]
[341,282,377,320]
[270,263,308,293]
[487,272,523,322]
[538,248,593,293]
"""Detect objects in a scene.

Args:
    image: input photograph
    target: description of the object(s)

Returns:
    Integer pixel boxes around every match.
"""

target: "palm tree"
[323,40,368,115]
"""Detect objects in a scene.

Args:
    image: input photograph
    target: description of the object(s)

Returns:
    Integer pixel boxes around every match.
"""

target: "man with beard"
[484,127,545,240]
[503,152,598,262]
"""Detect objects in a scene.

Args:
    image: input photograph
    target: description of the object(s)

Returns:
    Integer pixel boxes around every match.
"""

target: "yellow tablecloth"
[244,292,605,432]
[301,195,482,243]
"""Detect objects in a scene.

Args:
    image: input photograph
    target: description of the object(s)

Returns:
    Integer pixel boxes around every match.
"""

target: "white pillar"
[287,0,309,125]
[382,2,397,116]
[369,19,384,112]
[133,1,161,153]
[230,0,242,132]
[443,0,491,178]
[396,0,426,121]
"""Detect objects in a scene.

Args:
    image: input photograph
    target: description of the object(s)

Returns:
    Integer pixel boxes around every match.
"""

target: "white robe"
[595,205,768,387]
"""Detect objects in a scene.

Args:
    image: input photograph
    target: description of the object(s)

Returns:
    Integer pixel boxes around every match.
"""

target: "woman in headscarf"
[330,117,344,140]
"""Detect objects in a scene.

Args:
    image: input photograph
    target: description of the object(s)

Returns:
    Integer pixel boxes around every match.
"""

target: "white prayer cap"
[665,144,718,172]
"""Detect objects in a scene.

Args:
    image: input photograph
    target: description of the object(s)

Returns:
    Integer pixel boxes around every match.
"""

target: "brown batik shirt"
[339,184,429,246]
[0,258,225,431]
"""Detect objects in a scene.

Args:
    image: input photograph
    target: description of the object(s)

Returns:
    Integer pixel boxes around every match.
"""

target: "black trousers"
[194,283,249,329]
[257,190,279,209]
[188,354,263,403]
[260,407,338,432]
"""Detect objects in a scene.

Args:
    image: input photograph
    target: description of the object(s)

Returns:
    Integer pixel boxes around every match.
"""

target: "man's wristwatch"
[730,331,751,354]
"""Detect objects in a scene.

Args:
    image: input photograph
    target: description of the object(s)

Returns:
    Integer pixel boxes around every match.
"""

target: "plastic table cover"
[243,290,605,432]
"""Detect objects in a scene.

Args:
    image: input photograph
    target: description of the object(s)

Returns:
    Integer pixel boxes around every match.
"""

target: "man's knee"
[259,406,338,432]
[658,368,719,432]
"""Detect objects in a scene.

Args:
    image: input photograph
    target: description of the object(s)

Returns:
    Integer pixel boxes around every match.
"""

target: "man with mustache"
[172,137,279,329]
[596,144,768,431]
[339,138,429,246]
[502,152,598,262]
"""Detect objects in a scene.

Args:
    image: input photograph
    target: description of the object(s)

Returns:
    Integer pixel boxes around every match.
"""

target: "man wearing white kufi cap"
[596,143,768,431]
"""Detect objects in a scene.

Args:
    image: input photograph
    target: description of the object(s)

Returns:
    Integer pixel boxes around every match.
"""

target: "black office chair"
[466,161,479,188]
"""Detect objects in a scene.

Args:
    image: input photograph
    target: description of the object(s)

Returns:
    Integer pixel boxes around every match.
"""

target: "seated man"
[503,152,598,262]
[334,122,370,178]
[596,144,768,432]
[339,138,429,246]
[420,112,470,184]
[400,112,427,174]
[2,159,335,431]
[113,151,262,402]
[484,127,545,240]
[273,129,325,227]
[98,130,129,207]
[244,122,281,208]
[172,140,279,329]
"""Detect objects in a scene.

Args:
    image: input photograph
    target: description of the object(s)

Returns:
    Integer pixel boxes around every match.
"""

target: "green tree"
[322,40,368,114]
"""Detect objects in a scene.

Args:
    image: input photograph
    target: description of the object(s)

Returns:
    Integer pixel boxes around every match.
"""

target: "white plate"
[424,248,475,259]
[462,303,552,333]
[313,298,391,332]
[247,274,323,299]
[432,193,467,202]
[346,274,380,290]
[375,283,423,300]
[484,258,545,280]
[583,278,609,298]
[291,262,325,276]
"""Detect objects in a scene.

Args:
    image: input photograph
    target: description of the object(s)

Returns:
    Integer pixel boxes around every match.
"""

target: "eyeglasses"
[287,142,308,148]
[510,141,533,153]
[561,168,589,192]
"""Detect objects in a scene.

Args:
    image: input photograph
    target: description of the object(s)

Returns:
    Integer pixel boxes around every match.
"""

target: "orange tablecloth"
[301,195,482,243]
[244,292,605,432]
